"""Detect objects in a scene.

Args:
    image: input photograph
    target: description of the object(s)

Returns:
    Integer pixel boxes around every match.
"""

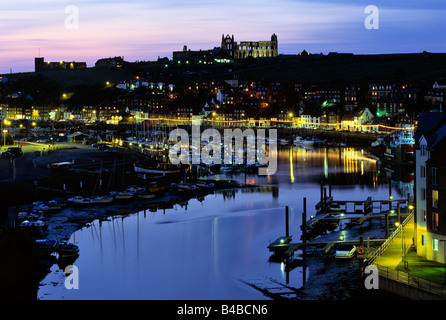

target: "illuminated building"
[95,56,125,68]
[221,33,278,59]
[415,112,446,263]
[35,57,86,72]
[424,81,446,109]
[173,34,278,64]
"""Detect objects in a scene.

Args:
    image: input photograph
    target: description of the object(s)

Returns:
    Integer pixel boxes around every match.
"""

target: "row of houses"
[1,76,444,128]
[115,77,442,117]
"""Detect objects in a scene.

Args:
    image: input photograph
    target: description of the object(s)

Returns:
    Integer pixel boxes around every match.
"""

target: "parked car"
[335,243,356,259]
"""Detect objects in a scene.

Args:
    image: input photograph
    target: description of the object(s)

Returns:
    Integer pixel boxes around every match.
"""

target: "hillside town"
[0,57,444,137]
[1,37,446,301]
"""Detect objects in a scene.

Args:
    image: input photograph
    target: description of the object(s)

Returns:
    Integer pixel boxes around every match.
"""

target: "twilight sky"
[0,0,445,74]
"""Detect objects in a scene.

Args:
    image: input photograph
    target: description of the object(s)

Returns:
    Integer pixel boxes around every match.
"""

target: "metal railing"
[367,211,414,265]
[376,265,446,298]
[366,210,446,298]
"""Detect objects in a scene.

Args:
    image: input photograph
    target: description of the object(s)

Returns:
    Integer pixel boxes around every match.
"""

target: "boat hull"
[134,163,180,175]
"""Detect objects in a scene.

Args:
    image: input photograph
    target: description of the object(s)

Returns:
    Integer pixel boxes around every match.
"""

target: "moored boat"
[176,182,197,192]
[19,220,48,235]
[134,162,180,176]
[67,196,94,206]
[278,138,290,145]
[90,195,114,204]
[56,242,80,258]
[136,190,156,199]
[33,202,62,212]
[109,190,133,200]
[293,136,304,145]
[36,239,58,255]
[195,181,215,189]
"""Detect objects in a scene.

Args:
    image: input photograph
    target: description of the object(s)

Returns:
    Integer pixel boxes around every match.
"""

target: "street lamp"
[2,129,7,147]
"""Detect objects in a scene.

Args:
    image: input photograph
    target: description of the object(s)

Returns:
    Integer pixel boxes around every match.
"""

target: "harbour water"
[37,146,412,300]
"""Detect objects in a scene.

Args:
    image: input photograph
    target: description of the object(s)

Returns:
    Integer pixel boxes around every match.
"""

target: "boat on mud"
[67,196,95,206]
[36,239,58,255]
[135,190,156,199]
[19,220,48,235]
[90,195,114,204]
[134,162,180,176]
[56,241,80,258]
[195,181,215,189]
[109,190,134,200]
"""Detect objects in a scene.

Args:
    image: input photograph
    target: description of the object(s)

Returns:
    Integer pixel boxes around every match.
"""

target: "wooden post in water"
[302,197,307,286]
[397,202,401,224]
[320,182,324,206]
[302,198,307,244]
[285,206,289,238]
[323,188,327,211]
[385,214,389,238]
[388,173,392,211]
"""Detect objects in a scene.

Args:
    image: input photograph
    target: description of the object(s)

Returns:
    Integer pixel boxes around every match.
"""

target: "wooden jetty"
[268,236,387,261]
[267,192,414,262]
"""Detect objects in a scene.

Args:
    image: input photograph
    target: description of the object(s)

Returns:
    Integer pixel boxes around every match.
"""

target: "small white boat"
[300,138,315,147]
[90,195,114,204]
[195,182,215,189]
[278,138,290,145]
[126,185,146,195]
[293,136,303,145]
[68,196,94,205]
[134,163,180,175]
[36,239,58,255]
[19,220,48,234]
[220,165,235,173]
[177,182,197,192]
[56,242,80,258]
[33,203,62,212]
[109,191,133,200]
[136,190,156,199]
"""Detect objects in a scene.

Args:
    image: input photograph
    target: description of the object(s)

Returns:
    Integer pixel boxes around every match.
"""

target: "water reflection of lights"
[279,147,377,181]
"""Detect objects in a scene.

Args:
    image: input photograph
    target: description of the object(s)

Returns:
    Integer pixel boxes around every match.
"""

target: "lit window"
[422,235,427,246]
[433,190,439,208]
[433,213,439,231]
[433,239,439,251]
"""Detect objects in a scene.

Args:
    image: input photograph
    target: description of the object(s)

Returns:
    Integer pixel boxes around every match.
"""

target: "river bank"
[1,139,405,300]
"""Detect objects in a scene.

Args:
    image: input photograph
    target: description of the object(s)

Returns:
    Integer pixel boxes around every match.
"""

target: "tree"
[1,133,14,146]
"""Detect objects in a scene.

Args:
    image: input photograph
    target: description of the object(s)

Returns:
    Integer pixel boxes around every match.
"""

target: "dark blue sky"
[0,0,445,73]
